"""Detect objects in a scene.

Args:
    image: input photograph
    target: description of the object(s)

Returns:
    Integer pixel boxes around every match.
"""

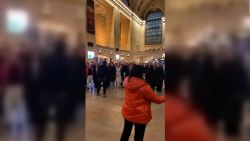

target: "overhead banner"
[87,0,95,34]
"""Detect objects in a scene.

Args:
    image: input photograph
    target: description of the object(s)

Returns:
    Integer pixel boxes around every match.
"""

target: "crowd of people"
[165,33,250,141]
[85,61,165,97]
[0,35,83,141]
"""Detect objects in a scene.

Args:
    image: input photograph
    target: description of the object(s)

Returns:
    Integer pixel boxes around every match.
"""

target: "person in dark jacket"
[37,36,72,141]
[155,63,164,91]
[146,64,157,89]
[165,50,217,141]
[219,48,248,137]
[68,46,84,114]
[109,63,116,88]
[121,64,129,87]
[92,63,98,88]
[96,61,110,97]
[21,45,42,129]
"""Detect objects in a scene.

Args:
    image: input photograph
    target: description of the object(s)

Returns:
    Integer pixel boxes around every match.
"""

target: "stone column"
[162,18,165,49]
[113,7,121,61]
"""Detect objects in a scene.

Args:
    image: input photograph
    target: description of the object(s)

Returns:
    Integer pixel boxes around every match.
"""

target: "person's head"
[103,61,107,66]
[165,52,191,99]
[129,65,145,79]
[54,36,66,55]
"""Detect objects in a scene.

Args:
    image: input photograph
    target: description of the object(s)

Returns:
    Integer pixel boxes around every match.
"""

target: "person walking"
[115,63,122,87]
[165,51,217,141]
[120,65,165,141]
[155,63,164,91]
[146,63,157,89]
[86,63,94,90]
[92,63,97,89]
[96,61,110,97]
[37,37,72,141]
[109,63,116,88]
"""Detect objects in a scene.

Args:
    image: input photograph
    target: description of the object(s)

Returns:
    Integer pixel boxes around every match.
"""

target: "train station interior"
[0,0,249,141]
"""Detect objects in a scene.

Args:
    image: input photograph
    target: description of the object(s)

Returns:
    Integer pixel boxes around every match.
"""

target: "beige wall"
[106,7,114,48]
[130,20,145,52]
[93,2,146,52]
[95,15,107,46]
[120,17,130,51]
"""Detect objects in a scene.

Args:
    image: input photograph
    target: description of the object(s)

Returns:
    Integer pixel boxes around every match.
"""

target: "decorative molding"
[100,0,145,25]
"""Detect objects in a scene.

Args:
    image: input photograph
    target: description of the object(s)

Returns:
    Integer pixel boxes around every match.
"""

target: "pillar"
[106,6,114,48]
[113,7,121,61]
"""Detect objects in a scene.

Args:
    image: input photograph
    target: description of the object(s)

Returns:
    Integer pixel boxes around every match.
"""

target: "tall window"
[145,9,162,45]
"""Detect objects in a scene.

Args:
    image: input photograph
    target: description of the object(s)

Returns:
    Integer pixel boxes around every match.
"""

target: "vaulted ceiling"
[128,0,165,19]
[126,0,246,19]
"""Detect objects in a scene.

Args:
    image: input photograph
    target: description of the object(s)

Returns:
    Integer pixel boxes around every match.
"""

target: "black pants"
[156,78,163,91]
[34,92,70,141]
[97,78,107,95]
[120,119,147,141]
[224,100,243,136]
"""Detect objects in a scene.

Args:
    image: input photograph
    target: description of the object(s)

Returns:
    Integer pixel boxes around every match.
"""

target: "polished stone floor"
[85,86,165,141]
[0,107,84,141]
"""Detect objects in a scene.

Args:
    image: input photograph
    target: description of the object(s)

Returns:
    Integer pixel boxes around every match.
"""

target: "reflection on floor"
[85,87,165,141]
[0,107,84,141]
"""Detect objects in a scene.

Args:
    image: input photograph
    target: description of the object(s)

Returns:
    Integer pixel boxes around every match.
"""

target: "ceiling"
[167,0,245,11]
[128,0,165,19]
[126,0,246,19]
[94,0,110,19]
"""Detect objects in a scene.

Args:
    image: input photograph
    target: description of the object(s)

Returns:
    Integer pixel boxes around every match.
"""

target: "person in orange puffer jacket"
[166,94,217,141]
[120,65,165,141]
[165,52,217,141]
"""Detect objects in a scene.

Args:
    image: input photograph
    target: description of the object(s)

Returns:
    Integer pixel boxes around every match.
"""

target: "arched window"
[145,9,163,45]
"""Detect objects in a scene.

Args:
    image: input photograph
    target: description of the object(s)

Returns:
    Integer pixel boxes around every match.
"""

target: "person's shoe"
[97,92,100,96]
[103,95,106,97]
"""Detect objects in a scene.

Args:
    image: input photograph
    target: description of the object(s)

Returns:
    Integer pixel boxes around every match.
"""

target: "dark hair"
[103,61,107,66]
[129,65,145,79]
[54,38,66,54]
[165,52,188,94]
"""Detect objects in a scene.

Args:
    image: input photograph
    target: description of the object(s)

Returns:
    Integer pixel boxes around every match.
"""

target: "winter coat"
[122,77,164,124]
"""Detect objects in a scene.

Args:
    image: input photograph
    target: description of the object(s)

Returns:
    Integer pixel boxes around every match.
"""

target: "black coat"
[110,66,116,81]
[38,52,72,122]
[121,65,129,80]
[97,64,110,79]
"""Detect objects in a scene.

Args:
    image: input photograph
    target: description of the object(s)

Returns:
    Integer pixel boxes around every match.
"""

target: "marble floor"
[0,106,84,141]
[85,87,165,141]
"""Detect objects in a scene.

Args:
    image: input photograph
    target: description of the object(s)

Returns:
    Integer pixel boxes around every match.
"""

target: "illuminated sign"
[116,54,120,60]
[6,9,29,33]
[88,51,95,59]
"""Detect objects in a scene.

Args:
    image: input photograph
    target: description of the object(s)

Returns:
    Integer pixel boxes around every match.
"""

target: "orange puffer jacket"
[166,95,217,141]
[122,77,165,124]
